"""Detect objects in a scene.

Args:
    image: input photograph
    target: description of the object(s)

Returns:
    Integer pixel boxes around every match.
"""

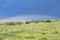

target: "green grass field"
[0,21,60,40]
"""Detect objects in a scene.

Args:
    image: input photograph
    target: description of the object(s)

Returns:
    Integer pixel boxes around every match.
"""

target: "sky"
[0,0,60,19]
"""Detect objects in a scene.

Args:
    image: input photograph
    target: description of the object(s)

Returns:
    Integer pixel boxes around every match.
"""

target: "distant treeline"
[0,20,59,25]
[25,20,59,24]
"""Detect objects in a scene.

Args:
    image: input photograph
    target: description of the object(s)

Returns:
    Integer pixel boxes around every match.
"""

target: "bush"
[31,20,40,23]
[25,21,31,24]
[5,22,16,25]
[54,31,58,33]
[46,20,51,22]
[16,22,23,25]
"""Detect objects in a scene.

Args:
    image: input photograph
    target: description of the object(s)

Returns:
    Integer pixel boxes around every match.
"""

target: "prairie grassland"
[0,22,60,40]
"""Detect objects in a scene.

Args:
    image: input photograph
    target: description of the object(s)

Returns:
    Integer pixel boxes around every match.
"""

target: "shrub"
[31,20,40,23]
[54,31,58,33]
[16,22,23,25]
[5,22,16,25]
[46,20,51,22]
[25,21,31,24]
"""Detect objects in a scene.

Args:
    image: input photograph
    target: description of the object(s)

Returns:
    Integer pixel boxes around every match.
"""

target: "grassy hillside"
[0,21,60,40]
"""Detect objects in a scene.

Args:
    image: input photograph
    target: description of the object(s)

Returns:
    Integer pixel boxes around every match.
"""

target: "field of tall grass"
[0,20,60,40]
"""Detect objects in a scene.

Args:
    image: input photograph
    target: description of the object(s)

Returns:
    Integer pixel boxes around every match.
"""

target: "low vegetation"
[0,20,60,40]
